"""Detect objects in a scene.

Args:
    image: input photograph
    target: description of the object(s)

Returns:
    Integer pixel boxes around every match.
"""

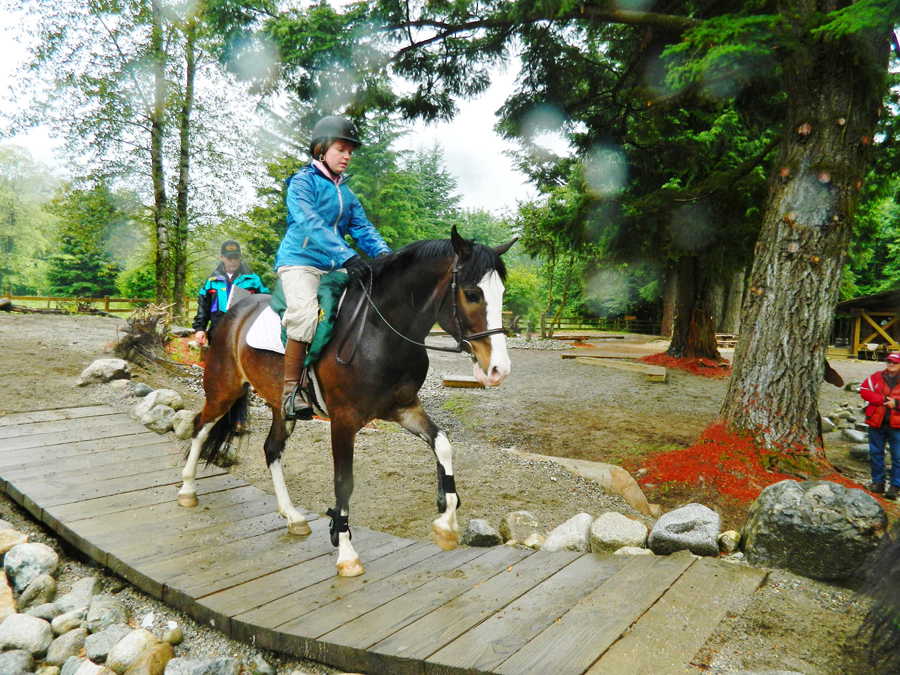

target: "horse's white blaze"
[179,420,216,498]
[269,459,309,531]
[474,270,511,387]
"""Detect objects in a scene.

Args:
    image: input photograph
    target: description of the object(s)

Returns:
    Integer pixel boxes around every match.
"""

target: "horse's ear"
[493,237,518,257]
[450,225,474,262]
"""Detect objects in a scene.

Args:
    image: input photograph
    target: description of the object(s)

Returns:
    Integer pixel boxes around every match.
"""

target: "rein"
[335,255,506,365]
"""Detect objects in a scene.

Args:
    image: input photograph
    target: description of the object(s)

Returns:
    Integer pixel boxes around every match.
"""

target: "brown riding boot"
[282,339,313,421]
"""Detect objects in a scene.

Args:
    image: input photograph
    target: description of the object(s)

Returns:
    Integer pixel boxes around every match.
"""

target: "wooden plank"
[0,405,118,427]
[0,413,144,439]
[492,551,696,675]
[425,553,631,675]
[442,376,485,389]
[192,535,419,638]
[309,547,532,674]
[574,358,666,383]
[586,558,767,675]
[0,434,169,470]
[561,349,639,360]
[0,418,151,451]
[2,445,181,484]
[230,541,450,651]
[368,550,585,675]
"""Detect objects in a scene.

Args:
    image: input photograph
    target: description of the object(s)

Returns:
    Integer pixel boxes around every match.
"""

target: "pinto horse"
[179,227,515,576]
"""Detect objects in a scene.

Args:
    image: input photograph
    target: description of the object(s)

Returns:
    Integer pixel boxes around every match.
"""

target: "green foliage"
[45,182,137,297]
[116,264,157,300]
[0,146,59,294]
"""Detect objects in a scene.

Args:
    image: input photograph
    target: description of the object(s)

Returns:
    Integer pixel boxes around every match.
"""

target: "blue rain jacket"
[275,163,390,272]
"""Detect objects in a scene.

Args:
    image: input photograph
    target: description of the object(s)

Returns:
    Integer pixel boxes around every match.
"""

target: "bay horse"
[179,227,516,576]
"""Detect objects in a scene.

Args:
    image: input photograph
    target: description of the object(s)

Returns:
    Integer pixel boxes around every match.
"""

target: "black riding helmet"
[309,116,361,157]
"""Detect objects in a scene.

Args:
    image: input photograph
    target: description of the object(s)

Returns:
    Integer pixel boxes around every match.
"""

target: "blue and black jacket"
[192,262,269,337]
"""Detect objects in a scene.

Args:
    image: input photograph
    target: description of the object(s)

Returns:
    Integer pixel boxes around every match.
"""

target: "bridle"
[336,254,506,365]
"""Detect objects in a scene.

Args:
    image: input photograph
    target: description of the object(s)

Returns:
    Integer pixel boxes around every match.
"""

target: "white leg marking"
[432,431,458,550]
[179,421,217,507]
[336,529,364,576]
[270,459,311,536]
[475,271,511,387]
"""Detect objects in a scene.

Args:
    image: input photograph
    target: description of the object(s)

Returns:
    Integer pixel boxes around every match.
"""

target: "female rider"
[276,115,391,420]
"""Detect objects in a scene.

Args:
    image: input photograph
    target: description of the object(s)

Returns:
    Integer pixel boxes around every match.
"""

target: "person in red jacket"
[860,352,900,499]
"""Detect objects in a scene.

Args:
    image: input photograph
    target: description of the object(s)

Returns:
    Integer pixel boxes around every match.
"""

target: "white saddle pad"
[246,306,286,354]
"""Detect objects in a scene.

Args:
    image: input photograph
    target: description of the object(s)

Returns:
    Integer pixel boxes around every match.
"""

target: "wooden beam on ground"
[442,375,485,388]
[575,357,666,383]
[561,348,644,360]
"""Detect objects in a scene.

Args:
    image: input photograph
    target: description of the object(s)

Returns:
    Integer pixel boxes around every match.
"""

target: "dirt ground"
[0,312,889,675]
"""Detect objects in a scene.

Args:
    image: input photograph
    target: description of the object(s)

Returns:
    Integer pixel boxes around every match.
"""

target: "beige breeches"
[278,266,326,343]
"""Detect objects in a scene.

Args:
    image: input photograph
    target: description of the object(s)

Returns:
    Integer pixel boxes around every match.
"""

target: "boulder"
[171,411,196,441]
[164,658,241,675]
[106,629,158,674]
[51,610,86,636]
[18,574,57,611]
[77,360,131,387]
[718,530,741,555]
[56,577,103,615]
[135,390,183,418]
[541,513,593,553]
[841,429,867,444]
[132,384,154,398]
[0,530,29,556]
[27,604,60,622]
[741,480,887,580]
[849,444,870,461]
[614,546,654,555]
[590,512,648,554]
[140,406,176,434]
[246,656,274,675]
[0,572,16,622]
[4,543,59,593]
[85,625,132,663]
[0,613,54,656]
[46,628,88,666]
[648,504,720,556]
[522,533,545,550]
[86,596,129,634]
[499,511,541,543]
[160,628,182,646]
[61,657,85,675]
[0,650,35,675]
[820,417,835,433]
[37,667,61,675]
[460,520,502,547]
[74,661,116,675]
[123,643,173,675]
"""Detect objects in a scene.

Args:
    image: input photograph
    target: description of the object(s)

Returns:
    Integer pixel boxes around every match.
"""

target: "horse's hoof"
[288,521,312,536]
[337,558,365,577]
[178,493,198,508]
[432,525,458,551]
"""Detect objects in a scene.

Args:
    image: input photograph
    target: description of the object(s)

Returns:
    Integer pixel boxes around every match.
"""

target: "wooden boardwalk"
[0,405,767,675]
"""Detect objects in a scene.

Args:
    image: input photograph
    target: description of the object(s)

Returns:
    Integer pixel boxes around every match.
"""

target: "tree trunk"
[540,244,557,339]
[719,16,890,471]
[667,255,720,360]
[708,282,725,335]
[173,19,197,320]
[550,250,577,333]
[150,0,170,305]
[660,264,677,338]
[720,268,744,334]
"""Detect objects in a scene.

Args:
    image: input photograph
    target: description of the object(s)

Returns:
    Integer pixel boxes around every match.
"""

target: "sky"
[0,9,536,214]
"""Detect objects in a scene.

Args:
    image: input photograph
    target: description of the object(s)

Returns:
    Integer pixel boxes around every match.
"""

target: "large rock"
[86,596,129,634]
[140,406,176,434]
[164,658,240,675]
[85,625,132,663]
[134,390,183,418]
[106,629,158,675]
[132,383,154,398]
[123,643,173,675]
[841,429,867,444]
[0,650,35,675]
[648,504,720,556]
[460,520,502,547]
[741,479,887,580]
[0,572,16,622]
[19,575,57,611]
[56,577,103,615]
[590,512,648,553]
[46,628,88,666]
[171,411,196,440]
[541,513,593,553]
[4,544,59,593]
[0,613,54,656]
[51,610,86,636]
[499,511,541,543]
[27,604,60,622]
[77,360,131,387]
[0,530,29,556]
[820,417,835,433]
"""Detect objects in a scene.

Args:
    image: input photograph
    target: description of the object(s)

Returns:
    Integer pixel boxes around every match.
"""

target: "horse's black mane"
[372,238,507,286]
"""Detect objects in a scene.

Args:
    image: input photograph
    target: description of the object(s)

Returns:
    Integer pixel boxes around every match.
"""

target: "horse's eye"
[463,291,480,303]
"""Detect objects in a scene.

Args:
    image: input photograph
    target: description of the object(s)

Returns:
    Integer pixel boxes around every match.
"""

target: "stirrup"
[282,384,312,421]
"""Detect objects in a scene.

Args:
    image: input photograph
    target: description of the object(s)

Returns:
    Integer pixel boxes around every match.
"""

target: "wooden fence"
[4,293,198,315]
[540,315,662,336]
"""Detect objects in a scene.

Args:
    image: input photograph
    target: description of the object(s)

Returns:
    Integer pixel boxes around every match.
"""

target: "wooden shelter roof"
[836,289,900,313]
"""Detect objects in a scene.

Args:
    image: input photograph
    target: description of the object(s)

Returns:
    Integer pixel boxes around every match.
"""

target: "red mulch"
[164,337,204,368]
[637,421,876,510]
[639,352,732,379]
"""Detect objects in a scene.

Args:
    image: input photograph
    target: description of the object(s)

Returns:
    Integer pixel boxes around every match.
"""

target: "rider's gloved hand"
[343,255,370,284]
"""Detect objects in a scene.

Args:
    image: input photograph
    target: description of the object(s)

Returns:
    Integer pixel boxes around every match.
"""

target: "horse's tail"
[188,389,248,467]
[857,525,900,672]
